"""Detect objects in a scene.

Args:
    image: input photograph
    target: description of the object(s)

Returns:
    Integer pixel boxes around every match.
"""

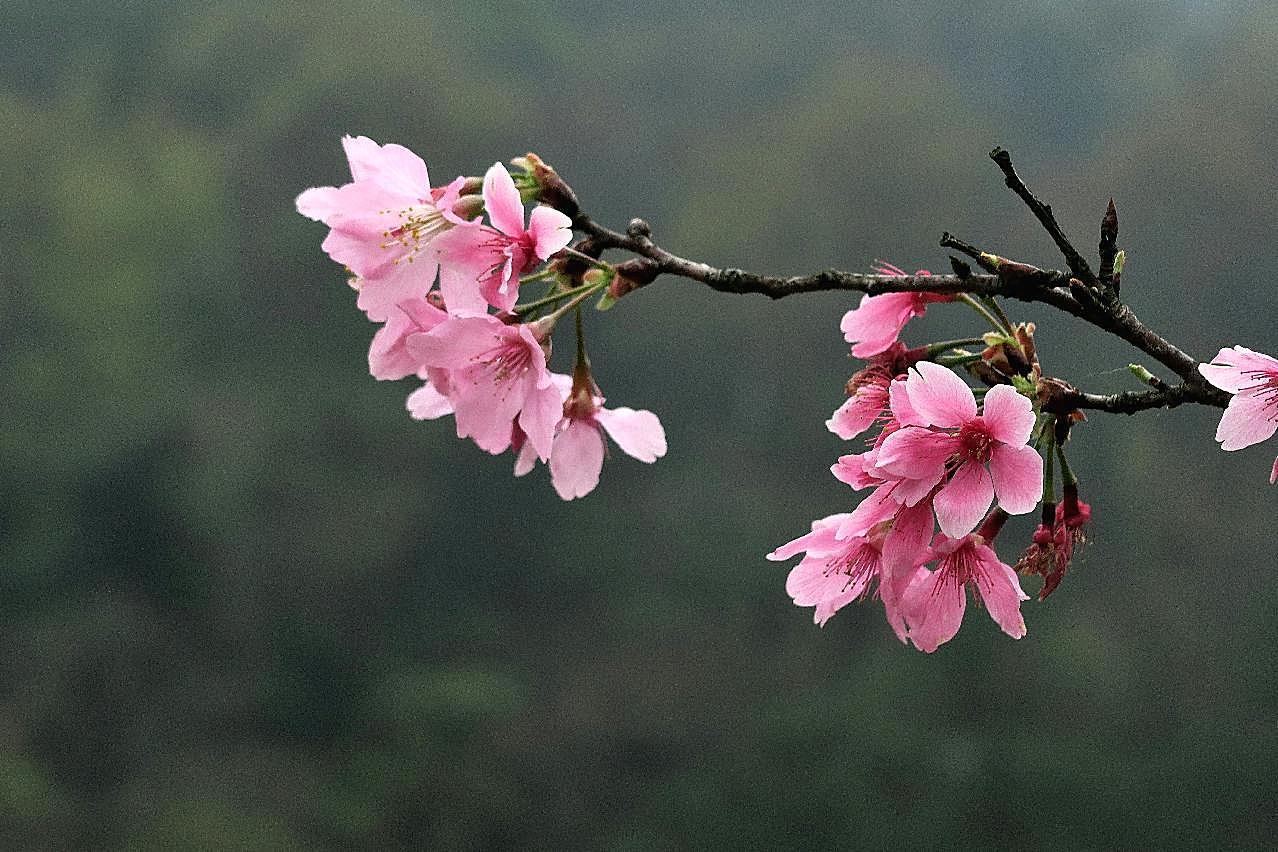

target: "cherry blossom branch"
[567,150,1231,412]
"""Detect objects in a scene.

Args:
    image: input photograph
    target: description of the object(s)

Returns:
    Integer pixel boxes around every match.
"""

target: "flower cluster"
[775,356,1042,652]
[770,265,1074,652]
[298,137,665,499]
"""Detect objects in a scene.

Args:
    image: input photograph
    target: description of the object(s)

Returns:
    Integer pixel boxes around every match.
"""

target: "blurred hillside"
[3,1,1277,847]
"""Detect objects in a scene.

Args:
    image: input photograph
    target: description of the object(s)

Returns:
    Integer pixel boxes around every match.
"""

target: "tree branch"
[988,146,1096,285]
[1061,382,1227,414]
[562,150,1229,417]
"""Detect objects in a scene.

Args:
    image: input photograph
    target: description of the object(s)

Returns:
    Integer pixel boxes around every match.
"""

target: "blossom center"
[1242,369,1278,419]
[382,204,450,263]
[823,542,882,598]
[475,339,533,386]
[957,420,995,463]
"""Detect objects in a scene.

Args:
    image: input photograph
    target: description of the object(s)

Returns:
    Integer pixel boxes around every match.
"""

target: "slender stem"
[981,296,1014,332]
[574,304,587,368]
[1041,419,1057,504]
[957,294,1008,333]
[923,337,988,358]
[935,352,984,368]
[512,280,600,316]
[1055,444,1078,487]
[544,285,601,325]
[557,246,612,271]
[520,268,556,285]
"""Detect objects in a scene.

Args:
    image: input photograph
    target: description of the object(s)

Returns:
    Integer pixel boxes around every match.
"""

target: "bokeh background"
[4,1,1278,847]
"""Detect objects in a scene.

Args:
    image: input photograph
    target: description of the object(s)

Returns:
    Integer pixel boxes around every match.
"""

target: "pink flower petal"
[831,451,883,491]
[973,548,1028,639]
[832,485,897,540]
[482,162,526,238]
[596,407,667,462]
[981,384,1035,446]
[295,186,342,221]
[517,377,563,461]
[513,440,539,477]
[905,361,977,428]
[353,260,440,322]
[527,205,574,260]
[407,316,504,367]
[827,387,886,439]
[880,499,933,577]
[1271,456,1278,485]
[1198,346,1278,393]
[934,460,994,537]
[1216,392,1278,451]
[876,426,956,482]
[786,557,865,608]
[766,515,848,562]
[406,383,453,420]
[904,568,967,653]
[840,293,919,358]
[892,474,942,507]
[431,226,503,317]
[888,378,927,427]
[549,419,606,500]
[989,443,1043,515]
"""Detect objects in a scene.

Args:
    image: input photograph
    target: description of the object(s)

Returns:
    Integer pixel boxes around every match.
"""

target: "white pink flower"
[902,532,1028,653]
[406,315,562,459]
[296,135,471,321]
[367,296,449,380]
[547,379,666,500]
[875,362,1042,537]
[430,162,573,316]
[1198,345,1278,483]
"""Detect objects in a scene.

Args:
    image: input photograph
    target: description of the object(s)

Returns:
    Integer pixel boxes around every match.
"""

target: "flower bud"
[450,194,486,221]
[610,258,660,298]
[520,152,579,219]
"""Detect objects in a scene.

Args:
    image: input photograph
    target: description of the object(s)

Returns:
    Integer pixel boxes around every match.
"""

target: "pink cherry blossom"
[839,263,950,358]
[296,135,472,321]
[902,532,1028,653]
[546,381,667,501]
[1198,345,1278,483]
[367,296,449,380]
[768,489,935,636]
[430,162,574,316]
[875,362,1043,537]
[406,315,562,459]
[826,343,914,440]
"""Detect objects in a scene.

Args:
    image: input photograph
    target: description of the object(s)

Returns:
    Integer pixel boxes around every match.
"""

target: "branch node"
[626,218,652,240]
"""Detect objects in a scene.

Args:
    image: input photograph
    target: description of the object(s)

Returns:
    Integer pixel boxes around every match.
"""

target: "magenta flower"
[407,315,562,459]
[1198,345,1278,483]
[546,382,667,501]
[430,162,574,316]
[769,492,935,637]
[296,135,471,321]
[875,362,1043,537]
[902,532,1028,653]
[839,263,950,358]
[826,343,913,440]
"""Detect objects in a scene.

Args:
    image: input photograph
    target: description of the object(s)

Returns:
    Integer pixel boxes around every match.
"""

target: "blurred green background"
[4,0,1278,847]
